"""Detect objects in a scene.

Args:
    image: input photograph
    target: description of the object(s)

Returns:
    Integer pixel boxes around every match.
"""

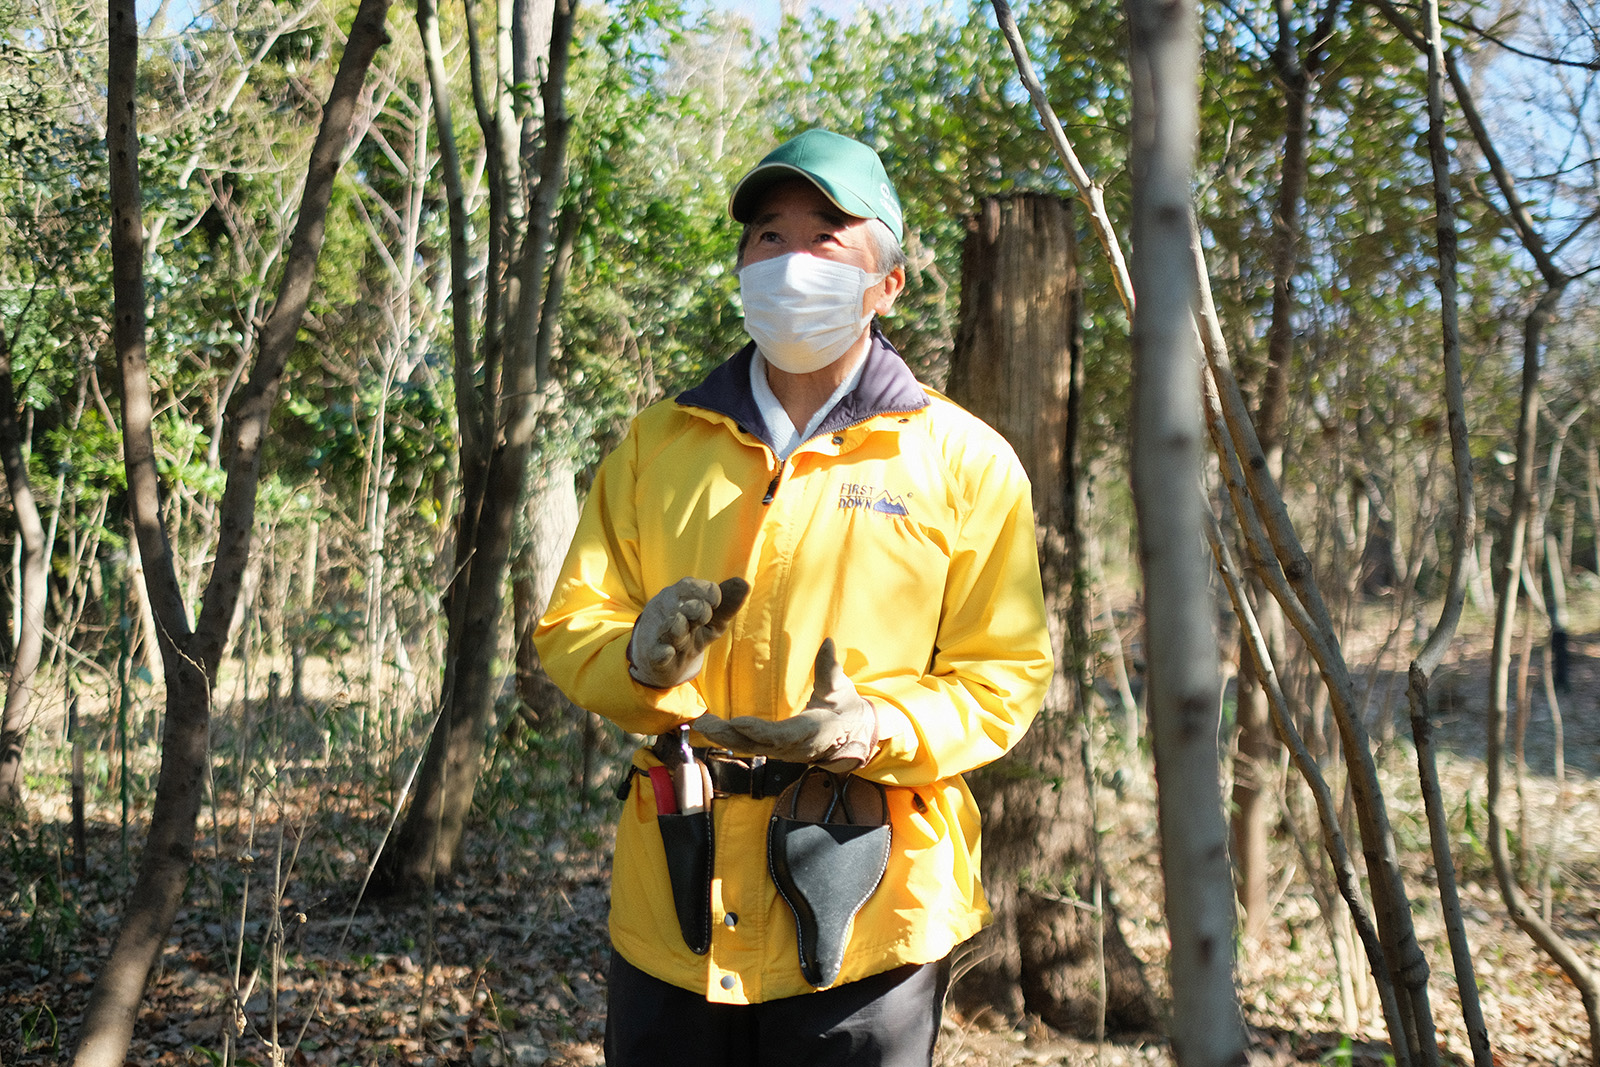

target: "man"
[534,129,1052,1067]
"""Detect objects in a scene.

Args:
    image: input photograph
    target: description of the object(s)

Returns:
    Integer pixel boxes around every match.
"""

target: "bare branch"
[990,0,1134,316]
[1447,12,1600,70]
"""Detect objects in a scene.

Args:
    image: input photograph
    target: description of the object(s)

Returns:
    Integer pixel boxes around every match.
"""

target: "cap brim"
[729,163,878,226]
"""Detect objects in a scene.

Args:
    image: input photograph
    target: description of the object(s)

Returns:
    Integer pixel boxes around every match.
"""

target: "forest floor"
[2,603,1598,1066]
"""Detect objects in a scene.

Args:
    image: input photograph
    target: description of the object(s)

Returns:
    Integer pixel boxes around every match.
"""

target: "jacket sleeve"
[857,443,1054,789]
[532,425,710,736]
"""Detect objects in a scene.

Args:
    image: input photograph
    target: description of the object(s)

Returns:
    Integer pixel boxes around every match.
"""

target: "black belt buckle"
[702,752,752,798]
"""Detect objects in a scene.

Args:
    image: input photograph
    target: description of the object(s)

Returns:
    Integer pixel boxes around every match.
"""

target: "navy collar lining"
[676,332,929,452]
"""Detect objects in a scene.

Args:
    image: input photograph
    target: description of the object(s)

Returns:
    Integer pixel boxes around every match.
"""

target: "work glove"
[628,576,750,689]
[693,639,879,772]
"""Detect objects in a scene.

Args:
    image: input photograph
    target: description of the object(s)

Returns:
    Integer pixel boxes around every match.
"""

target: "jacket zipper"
[762,462,784,506]
[760,410,917,506]
[752,409,908,508]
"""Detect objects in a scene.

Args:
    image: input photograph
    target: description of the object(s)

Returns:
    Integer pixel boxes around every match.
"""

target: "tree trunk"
[1482,285,1600,1059]
[947,193,1156,1034]
[366,460,393,745]
[72,3,393,1062]
[1402,0,1490,1056]
[0,330,48,810]
[389,451,525,879]
[1233,0,1344,945]
[1126,0,1247,1058]
[125,521,165,676]
[512,455,581,726]
[372,0,575,897]
[1586,444,1599,575]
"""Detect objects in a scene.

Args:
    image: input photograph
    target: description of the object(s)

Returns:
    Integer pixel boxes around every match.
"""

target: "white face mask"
[739,253,886,375]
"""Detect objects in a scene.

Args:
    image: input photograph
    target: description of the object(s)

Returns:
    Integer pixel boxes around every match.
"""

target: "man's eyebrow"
[751,206,851,228]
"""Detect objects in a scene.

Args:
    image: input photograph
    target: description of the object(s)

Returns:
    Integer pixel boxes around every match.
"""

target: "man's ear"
[871,266,906,317]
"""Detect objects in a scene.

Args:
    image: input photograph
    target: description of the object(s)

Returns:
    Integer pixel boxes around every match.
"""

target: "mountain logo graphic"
[870,492,909,516]
[838,482,909,517]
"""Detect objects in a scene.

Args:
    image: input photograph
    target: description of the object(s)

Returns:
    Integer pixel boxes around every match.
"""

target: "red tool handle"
[648,766,678,815]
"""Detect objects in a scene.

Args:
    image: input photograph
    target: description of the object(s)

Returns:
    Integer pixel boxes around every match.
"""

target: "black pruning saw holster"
[649,729,714,955]
[767,768,891,989]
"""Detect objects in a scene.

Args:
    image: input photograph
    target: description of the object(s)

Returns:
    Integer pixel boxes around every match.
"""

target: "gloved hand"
[693,639,879,772]
[628,576,750,689]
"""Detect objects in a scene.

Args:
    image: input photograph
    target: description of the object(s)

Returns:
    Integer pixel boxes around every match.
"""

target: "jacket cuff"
[624,622,671,690]
[870,703,917,766]
[596,632,708,731]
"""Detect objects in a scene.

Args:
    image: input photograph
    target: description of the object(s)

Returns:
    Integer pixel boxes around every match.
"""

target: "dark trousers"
[605,951,950,1067]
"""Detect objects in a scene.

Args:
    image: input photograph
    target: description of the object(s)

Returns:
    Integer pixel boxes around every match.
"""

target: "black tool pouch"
[658,808,713,955]
[647,732,714,954]
[767,768,891,988]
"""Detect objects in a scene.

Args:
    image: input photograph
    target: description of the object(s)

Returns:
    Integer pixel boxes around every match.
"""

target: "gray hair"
[865,219,908,275]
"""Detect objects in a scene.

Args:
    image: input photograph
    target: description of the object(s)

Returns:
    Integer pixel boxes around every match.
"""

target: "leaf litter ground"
[2,623,1597,1066]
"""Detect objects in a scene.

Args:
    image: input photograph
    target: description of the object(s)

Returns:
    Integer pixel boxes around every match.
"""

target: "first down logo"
[838,482,910,516]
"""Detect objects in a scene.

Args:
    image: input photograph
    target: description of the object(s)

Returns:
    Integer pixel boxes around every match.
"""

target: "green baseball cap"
[729,129,905,241]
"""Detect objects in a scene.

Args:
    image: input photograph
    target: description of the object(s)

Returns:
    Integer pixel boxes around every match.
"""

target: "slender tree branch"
[1375,0,1567,286]
[505,0,575,432]
[107,1,190,654]
[193,0,395,664]
[1205,512,1404,1045]
[1550,203,1600,257]
[418,0,485,463]
[1405,0,1490,1059]
[990,0,1134,316]
[1380,0,1600,1054]
[1483,284,1600,1057]
[1446,12,1600,70]
[1192,221,1427,1067]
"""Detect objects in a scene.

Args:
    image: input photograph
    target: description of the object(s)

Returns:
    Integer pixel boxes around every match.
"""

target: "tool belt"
[617,739,811,801]
[624,732,889,981]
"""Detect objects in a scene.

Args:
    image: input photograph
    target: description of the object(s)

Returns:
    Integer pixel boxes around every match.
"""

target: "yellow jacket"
[535,337,1052,1003]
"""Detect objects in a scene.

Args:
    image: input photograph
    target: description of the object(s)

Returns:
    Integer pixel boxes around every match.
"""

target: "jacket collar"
[677,330,930,452]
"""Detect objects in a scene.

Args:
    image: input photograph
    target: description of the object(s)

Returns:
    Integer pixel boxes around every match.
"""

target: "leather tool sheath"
[767,769,891,988]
